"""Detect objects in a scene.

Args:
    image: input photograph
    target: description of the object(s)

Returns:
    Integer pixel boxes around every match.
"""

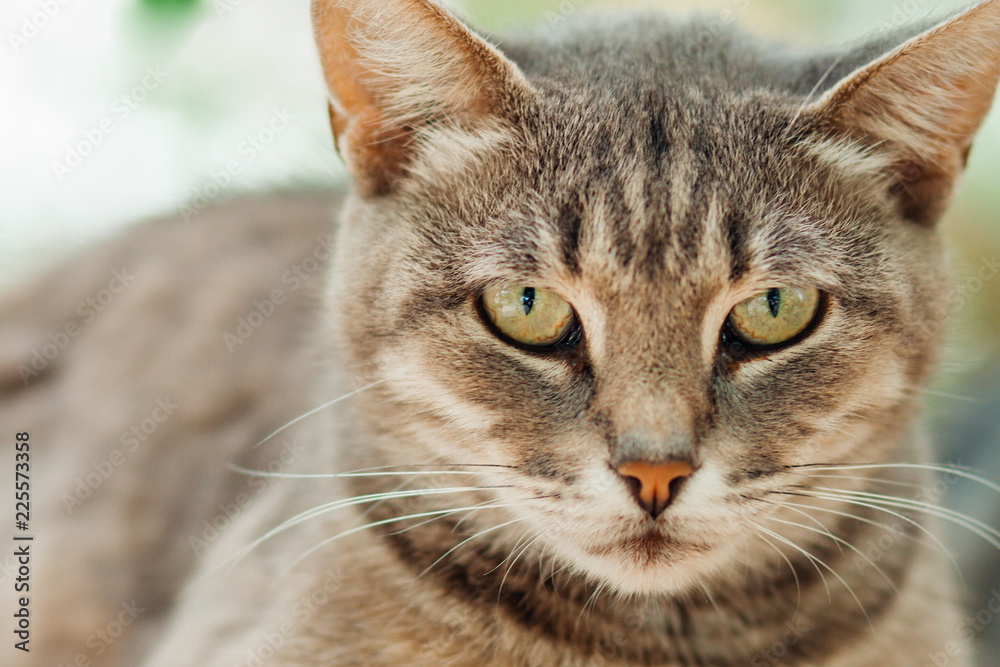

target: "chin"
[562,528,727,596]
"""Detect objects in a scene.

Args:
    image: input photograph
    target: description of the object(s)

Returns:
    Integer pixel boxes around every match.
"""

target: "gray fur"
[4,1,1000,665]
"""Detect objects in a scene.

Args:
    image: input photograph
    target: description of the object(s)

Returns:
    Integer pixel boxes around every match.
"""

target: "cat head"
[311,0,1000,594]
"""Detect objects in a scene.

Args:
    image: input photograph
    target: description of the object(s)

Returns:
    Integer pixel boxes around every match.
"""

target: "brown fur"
[4,1,1000,665]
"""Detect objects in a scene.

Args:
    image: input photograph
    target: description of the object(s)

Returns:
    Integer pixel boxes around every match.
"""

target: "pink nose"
[616,461,694,518]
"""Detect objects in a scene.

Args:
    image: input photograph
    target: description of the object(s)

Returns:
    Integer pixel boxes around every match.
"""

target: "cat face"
[314,0,999,594]
[328,92,944,594]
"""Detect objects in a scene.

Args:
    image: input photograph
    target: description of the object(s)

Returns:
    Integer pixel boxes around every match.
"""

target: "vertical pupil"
[766,288,781,318]
[522,287,536,315]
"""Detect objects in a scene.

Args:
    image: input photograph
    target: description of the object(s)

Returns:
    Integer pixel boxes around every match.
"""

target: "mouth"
[587,527,710,565]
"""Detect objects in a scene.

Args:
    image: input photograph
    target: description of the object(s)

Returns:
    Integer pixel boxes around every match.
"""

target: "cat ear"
[811,0,1000,225]
[311,0,531,197]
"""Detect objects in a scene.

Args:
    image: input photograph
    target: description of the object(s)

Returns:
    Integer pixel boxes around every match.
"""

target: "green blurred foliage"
[128,0,205,50]
[139,0,200,10]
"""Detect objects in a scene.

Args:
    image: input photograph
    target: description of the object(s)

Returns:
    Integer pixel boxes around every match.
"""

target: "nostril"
[667,474,688,502]
[620,472,643,500]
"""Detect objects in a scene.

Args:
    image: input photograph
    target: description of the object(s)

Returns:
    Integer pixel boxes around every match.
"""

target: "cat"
[4,0,1000,665]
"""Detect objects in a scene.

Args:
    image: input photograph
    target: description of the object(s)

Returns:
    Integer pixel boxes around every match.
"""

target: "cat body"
[4,1,1000,665]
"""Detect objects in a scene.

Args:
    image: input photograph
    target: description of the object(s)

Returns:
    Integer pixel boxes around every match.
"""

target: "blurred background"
[1,0,998,318]
[1,0,998,660]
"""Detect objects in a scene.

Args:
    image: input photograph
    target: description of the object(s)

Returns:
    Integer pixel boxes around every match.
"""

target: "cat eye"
[726,286,821,347]
[481,283,578,348]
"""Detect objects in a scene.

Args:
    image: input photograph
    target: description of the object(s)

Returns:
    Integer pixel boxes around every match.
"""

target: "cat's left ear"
[811,0,1000,226]
[311,0,532,197]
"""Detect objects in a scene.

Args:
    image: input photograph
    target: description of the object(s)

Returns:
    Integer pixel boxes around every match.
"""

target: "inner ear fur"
[311,0,532,197]
[810,0,1000,225]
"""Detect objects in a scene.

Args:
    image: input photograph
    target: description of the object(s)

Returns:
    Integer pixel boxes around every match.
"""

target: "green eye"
[481,283,577,347]
[728,286,821,347]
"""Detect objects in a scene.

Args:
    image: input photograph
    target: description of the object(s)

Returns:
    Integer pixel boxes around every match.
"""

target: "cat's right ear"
[311,0,532,197]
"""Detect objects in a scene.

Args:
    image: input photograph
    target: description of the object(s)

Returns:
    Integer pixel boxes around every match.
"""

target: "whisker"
[252,380,386,449]
[335,463,519,473]
[909,387,981,403]
[694,580,731,629]
[355,466,430,524]
[810,486,1000,539]
[577,581,608,625]
[752,531,802,607]
[497,531,544,599]
[789,463,1000,495]
[824,424,866,444]
[804,486,1000,550]
[780,53,845,143]
[770,496,904,541]
[751,522,874,633]
[485,526,534,577]
[791,472,927,490]
[759,496,844,554]
[227,464,508,480]
[418,517,528,579]
[345,451,509,523]
[281,503,518,578]
[773,491,962,581]
[765,515,897,594]
[223,486,502,571]
[388,497,500,536]
[751,523,830,601]
[542,554,575,589]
